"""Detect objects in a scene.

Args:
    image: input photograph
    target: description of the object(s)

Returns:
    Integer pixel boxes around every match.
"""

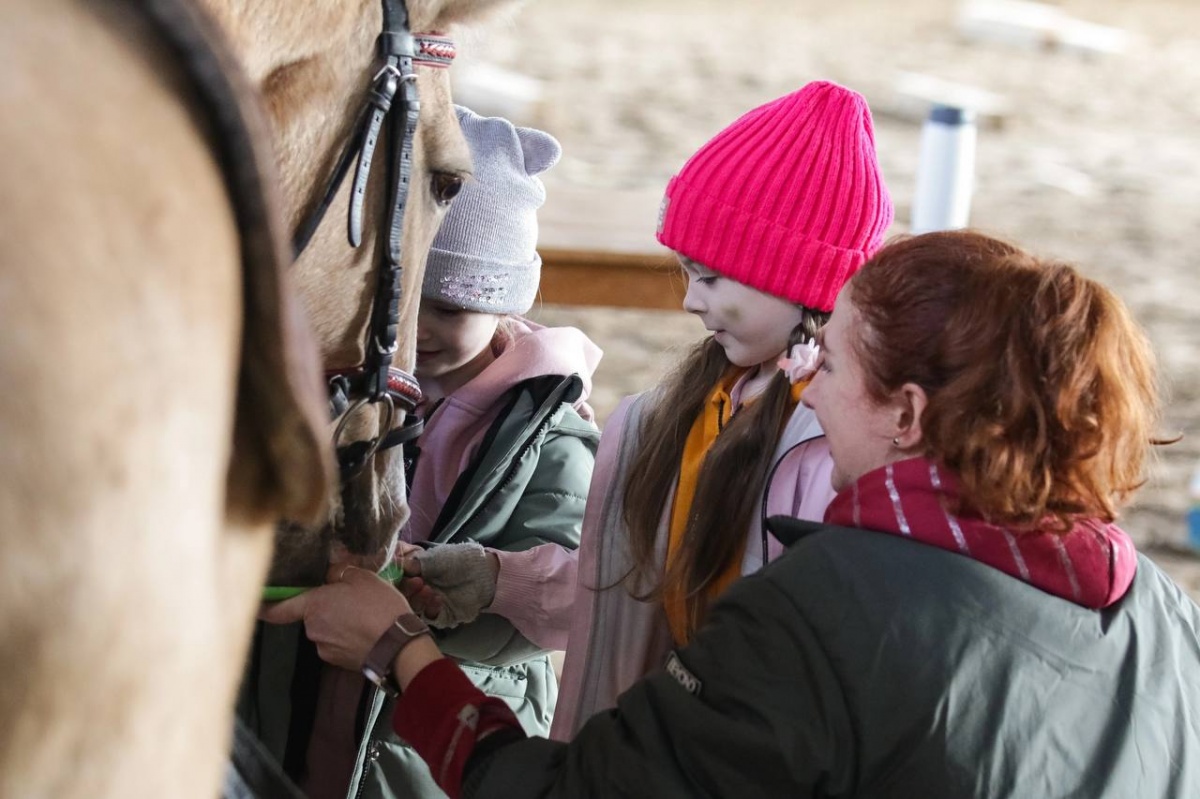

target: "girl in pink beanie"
[551,79,895,738]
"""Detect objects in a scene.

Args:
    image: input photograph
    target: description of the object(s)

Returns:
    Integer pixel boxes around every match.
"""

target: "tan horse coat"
[0,0,515,796]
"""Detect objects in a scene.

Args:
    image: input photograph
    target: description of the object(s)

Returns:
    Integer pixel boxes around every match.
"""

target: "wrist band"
[362,612,431,697]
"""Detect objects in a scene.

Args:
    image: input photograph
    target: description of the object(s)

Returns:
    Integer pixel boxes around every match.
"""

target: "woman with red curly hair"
[803,229,1156,607]
[266,230,1200,798]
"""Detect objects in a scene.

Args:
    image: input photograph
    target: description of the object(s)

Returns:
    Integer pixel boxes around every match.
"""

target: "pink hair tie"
[777,341,820,384]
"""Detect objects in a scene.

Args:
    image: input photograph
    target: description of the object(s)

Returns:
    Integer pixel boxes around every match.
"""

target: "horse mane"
[149,0,333,524]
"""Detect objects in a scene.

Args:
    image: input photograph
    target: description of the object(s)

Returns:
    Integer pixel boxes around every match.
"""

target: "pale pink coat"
[548,373,836,739]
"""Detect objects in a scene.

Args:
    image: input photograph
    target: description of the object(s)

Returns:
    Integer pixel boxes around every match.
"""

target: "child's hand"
[395,542,445,620]
[401,542,500,628]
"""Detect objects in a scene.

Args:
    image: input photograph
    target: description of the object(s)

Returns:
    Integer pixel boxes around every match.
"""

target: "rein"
[291,0,456,481]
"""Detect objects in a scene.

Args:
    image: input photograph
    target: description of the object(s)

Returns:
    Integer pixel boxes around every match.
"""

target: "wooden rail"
[536,183,683,310]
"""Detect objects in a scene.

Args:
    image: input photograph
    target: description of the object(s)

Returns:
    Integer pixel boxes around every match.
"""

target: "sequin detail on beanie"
[436,272,513,309]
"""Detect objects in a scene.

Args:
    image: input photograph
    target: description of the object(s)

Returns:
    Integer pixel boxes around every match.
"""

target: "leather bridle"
[291,0,456,482]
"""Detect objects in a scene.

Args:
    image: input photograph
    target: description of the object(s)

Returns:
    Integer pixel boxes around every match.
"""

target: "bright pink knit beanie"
[656,81,894,312]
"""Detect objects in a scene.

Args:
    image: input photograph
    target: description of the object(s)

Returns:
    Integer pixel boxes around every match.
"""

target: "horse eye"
[431,173,464,206]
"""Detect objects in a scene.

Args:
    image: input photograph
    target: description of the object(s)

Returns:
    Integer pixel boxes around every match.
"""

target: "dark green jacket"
[468,524,1200,798]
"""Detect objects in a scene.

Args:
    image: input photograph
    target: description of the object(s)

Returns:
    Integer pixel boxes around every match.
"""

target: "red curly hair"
[848,230,1162,530]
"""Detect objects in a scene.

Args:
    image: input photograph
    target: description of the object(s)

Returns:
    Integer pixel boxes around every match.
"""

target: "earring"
[891,437,900,447]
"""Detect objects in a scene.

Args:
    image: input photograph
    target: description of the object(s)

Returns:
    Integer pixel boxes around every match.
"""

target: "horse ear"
[187,11,334,525]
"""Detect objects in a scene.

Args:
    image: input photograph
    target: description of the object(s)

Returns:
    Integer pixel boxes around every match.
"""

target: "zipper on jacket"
[426,386,527,540]
[451,386,568,540]
[351,753,370,799]
[350,686,385,799]
[353,738,382,794]
[440,374,581,543]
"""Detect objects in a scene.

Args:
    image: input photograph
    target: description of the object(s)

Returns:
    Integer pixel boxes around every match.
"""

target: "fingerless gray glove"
[412,542,497,628]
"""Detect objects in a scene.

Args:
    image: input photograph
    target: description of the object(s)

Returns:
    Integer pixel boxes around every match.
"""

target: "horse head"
[204,0,521,584]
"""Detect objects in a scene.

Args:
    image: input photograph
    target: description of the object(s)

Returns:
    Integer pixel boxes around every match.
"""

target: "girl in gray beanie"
[283,106,603,799]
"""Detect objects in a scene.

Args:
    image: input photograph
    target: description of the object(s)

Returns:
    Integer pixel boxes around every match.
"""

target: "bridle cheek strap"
[290,29,456,257]
[289,0,457,482]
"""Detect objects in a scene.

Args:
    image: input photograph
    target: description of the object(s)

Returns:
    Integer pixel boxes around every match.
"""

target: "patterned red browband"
[414,34,456,68]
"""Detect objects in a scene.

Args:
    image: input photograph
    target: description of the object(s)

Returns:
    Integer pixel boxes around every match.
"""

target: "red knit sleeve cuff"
[392,657,522,798]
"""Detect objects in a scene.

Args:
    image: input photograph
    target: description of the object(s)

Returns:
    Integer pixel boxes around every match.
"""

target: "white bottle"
[1188,459,1200,551]
[911,105,977,234]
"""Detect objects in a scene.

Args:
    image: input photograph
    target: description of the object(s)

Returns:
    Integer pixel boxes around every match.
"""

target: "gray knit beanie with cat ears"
[422,106,562,314]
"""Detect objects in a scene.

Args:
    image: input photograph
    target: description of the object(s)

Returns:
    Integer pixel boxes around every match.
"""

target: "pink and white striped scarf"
[824,457,1137,609]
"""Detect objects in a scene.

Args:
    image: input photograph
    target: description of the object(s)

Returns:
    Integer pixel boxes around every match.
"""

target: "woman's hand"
[259,563,411,672]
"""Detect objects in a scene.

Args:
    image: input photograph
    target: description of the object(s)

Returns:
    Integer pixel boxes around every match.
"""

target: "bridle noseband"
[291,0,455,482]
